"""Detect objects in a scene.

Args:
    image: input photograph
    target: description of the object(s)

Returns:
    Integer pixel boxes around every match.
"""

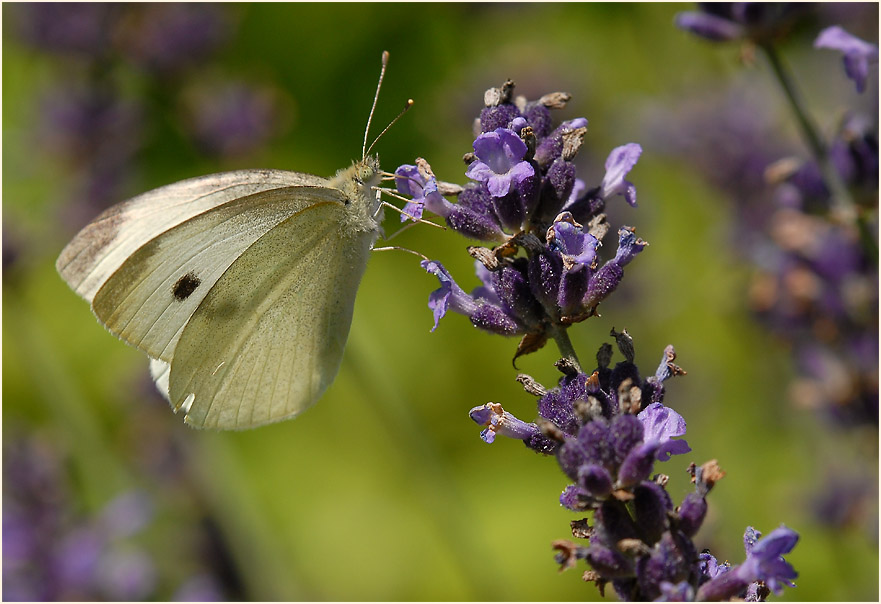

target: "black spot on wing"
[173,272,201,301]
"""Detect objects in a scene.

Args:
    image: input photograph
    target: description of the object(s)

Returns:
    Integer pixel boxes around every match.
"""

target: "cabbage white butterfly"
[57,52,408,430]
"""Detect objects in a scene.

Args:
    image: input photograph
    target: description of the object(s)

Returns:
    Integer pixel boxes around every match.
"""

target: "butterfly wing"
[57,169,329,302]
[165,200,375,430]
[58,171,336,362]
[91,186,349,363]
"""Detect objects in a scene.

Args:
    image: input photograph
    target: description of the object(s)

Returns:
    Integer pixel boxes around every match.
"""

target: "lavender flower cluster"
[675,4,879,430]
[2,433,229,600]
[397,81,644,355]
[394,82,799,601]
[672,2,878,536]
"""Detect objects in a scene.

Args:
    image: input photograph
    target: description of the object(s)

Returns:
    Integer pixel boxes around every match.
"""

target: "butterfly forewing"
[167,200,375,430]
[90,185,345,362]
[57,169,330,302]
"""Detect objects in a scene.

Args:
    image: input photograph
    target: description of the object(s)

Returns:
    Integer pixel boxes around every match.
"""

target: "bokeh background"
[3,3,878,601]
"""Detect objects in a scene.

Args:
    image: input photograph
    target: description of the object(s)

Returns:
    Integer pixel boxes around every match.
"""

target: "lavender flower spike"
[466,128,535,197]
[469,402,540,443]
[421,260,479,331]
[636,402,691,461]
[600,143,642,206]
[814,26,879,94]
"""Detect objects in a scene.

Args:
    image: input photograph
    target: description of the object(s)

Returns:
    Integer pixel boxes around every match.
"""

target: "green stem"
[761,42,826,161]
[550,325,582,373]
[761,42,878,263]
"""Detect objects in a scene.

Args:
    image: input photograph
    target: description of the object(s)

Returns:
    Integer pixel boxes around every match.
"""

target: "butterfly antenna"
[365,98,414,159]
[363,50,390,160]
[372,245,431,262]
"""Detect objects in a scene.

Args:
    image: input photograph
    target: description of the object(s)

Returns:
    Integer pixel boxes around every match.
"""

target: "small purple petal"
[465,160,495,185]
[815,26,879,57]
[471,260,501,305]
[468,128,533,199]
[601,143,642,204]
[510,116,528,133]
[469,403,539,443]
[393,164,419,198]
[560,484,590,511]
[562,178,587,209]
[613,227,648,267]
[674,11,745,41]
[654,345,677,382]
[421,260,479,332]
[699,551,731,580]
[395,164,451,221]
[486,172,512,197]
[735,525,799,595]
[815,26,879,94]
[401,200,424,221]
[562,117,588,130]
[508,160,536,186]
[636,403,691,461]
[549,217,599,267]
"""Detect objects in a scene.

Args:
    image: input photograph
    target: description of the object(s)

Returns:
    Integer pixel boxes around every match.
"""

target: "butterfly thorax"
[329,155,384,237]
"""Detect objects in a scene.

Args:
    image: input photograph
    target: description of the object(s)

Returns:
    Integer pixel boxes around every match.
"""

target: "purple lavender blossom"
[464,331,798,600]
[397,83,600,242]
[469,403,540,443]
[814,26,879,93]
[674,4,809,45]
[547,214,600,268]
[654,18,879,439]
[697,526,799,600]
[466,128,536,197]
[674,10,745,41]
[39,82,145,230]
[420,260,481,333]
[395,164,451,222]
[600,144,643,207]
[637,403,692,461]
[404,84,649,354]
[407,77,800,601]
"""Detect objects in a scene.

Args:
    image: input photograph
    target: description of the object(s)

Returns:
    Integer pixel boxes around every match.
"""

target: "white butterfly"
[57,52,407,430]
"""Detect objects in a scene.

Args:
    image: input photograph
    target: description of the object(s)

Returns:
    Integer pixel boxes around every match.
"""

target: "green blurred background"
[3,3,878,601]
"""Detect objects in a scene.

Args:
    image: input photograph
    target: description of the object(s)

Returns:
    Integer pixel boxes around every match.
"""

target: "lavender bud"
[578,464,614,499]
[677,491,708,537]
[585,544,635,578]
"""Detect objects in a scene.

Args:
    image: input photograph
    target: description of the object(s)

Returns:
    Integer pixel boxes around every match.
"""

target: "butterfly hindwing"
[166,200,375,429]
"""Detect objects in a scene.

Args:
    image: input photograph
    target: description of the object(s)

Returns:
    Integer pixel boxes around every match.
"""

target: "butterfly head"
[354,155,382,187]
